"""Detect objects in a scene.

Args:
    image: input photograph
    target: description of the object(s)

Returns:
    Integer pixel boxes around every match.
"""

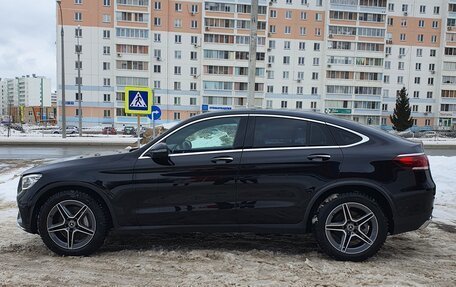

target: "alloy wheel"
[324,202,378,254]
[46,200,96,250]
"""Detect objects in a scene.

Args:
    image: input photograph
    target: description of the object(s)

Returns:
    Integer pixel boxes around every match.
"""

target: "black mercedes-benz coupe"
[16,110,435,261]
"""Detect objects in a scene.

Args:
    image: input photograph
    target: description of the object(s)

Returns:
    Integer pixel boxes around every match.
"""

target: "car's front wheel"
[313,193,388,261]
[38,190,108,256]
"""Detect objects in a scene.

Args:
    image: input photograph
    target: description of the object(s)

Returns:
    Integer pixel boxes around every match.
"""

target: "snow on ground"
[428,156,456,225]
[0,157,455,286]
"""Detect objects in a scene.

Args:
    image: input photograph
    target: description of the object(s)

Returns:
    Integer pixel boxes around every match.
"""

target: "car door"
[133,115,247,226]
[236,115,343,226]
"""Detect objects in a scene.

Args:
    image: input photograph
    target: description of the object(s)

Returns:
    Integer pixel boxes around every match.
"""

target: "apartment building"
[56,0,456,130]
[0,75,52,123]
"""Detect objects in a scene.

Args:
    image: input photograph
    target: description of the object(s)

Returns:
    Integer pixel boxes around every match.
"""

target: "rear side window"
[253,117,335,148]
[328,126,363,146]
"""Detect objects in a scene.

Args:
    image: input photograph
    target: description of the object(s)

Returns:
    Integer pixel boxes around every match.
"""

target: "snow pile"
[428,156,456,225]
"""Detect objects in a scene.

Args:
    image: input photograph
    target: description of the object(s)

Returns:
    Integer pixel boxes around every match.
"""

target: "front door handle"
[307,154,331,161]
[211,156,234,164]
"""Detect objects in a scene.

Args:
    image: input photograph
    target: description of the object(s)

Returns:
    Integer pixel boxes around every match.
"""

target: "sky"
[0,0,56,90]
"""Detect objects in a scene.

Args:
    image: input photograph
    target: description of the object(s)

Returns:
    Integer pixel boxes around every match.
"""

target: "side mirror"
[147,143,173,165]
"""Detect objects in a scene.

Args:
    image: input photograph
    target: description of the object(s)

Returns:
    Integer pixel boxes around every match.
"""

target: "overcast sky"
[0,0,56,90]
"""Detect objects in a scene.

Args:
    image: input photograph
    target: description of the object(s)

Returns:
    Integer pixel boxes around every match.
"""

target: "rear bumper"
[391,187,435,235]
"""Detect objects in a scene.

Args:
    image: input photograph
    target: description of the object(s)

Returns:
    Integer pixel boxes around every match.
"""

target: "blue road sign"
[125,86,152,115]
[148,105,162,120]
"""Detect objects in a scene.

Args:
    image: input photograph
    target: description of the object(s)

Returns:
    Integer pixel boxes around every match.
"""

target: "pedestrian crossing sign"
[125,86,152,115]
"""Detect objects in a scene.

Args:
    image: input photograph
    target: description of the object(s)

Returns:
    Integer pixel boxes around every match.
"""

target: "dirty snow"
[0,157,455,286]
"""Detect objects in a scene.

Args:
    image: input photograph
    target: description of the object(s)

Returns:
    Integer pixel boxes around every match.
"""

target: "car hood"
[22,149,132,175]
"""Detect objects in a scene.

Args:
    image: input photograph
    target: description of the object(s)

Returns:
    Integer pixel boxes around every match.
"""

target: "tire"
[37,190,108,256]
[313,193,388,262]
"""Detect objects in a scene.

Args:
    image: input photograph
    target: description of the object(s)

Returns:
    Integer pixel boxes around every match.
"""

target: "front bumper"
[17,203,35,233]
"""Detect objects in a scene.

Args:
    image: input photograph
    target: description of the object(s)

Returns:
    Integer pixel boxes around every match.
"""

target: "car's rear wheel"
[38,190,108,256]
[313,193,388,261]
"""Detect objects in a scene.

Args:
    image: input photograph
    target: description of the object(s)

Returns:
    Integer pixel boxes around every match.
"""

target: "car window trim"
[138,114,248,159]
[138,113,369,159]
[245,114,369,151]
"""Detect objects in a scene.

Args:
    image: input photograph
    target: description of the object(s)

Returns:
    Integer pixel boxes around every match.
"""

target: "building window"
[103,14,111,23]
[281,101,288,108]
[175,3,182,11]
[419,5,426,14]
[75,77,82,85]
[174,82,181,90]
[75,0,82,4]
[311,101,317,109]
[434,6,440,15]
[103,0,111,6]
[153,65,161,73]
[175,35,182,44]
[103,46,110,55]
[74,12,82,21]
[103,62,110,70]
[154,81,161,89]
[174,19,182,28]
[296,101,303,109]
[154,1,161,10]
[75,61,82,69]
[174,66,181,75]
[174,97,181,105]
[103,30,110,39]
[104,110,111,117]
[174,112,181,120]
[103,78,110,86]
[103,94,111,102]
[190,98,197,105]
[311,87,318,95]
[75,27,82,38]
[75,93,82,101]
[190,82,197,91]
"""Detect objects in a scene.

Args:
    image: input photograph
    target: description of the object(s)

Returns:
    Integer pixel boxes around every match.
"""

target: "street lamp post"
[76,25,82,137]
[57,0,67,139]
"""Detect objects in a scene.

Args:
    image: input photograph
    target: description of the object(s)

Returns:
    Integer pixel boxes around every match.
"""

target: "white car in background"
[52,125,79,135]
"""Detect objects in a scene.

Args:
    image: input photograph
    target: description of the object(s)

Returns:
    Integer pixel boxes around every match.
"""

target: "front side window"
[165,117,242,153]
[252,117,335,148]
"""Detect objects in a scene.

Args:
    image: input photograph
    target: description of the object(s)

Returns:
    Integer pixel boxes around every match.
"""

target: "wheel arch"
[304,181,396,234]
[30,182,115,233]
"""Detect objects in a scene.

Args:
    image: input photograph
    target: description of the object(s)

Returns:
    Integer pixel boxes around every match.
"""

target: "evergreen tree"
[390,87,414,131]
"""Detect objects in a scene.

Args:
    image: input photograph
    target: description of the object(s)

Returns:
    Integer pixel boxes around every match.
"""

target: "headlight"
[21,174,42,191]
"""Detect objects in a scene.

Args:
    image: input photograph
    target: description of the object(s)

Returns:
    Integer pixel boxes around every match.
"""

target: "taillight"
[394,153,429,170]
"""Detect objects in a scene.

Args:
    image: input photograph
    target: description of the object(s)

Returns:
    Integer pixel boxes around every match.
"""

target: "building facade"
[56,0,456,130]
[0,75,53,123]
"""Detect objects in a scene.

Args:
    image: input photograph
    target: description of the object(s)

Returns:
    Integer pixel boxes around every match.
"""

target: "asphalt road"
[0,146,122,160]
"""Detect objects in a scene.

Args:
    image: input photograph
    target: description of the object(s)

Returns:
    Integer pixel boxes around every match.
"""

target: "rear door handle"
[307,154,331,161]
[211,156,234,164]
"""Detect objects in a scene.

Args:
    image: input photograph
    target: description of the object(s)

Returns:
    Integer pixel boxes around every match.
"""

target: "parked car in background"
[122,126,136,135]
[423,131,437,138]
[52,125,78,134]
[102,127,117,135]
[17,110,435,261]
